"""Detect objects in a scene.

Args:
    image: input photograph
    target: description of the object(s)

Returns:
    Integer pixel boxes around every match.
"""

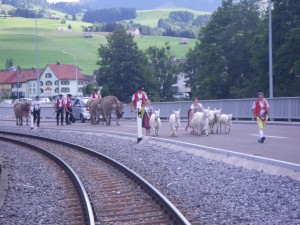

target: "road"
[1,118,299,166]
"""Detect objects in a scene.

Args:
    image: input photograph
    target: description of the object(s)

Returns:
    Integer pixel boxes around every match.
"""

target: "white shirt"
[191,102,204,112]
[31,100,41,111]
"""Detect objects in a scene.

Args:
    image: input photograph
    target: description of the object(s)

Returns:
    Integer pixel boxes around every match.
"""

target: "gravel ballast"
[1,127,300,224]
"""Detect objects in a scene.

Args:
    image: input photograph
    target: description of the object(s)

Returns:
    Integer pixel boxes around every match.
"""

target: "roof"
[47,64,86,80]
[0,71,15,84]
[0,69,42,84]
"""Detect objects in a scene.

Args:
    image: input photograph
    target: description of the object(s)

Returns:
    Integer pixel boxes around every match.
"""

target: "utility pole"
[268,0,273,98]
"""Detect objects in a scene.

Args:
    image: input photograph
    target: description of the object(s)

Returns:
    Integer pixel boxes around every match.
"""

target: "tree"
[271,0,300,96]
[184,0,262,99]
[82,83,94,96]
[145,42,179,101]
[5,58,13,70]
[96,27,157,103]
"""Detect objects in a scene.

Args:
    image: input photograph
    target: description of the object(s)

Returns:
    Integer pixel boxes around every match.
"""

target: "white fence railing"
[1,97,299,121]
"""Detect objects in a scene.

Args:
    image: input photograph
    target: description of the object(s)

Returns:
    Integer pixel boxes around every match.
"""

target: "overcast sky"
[47,0,80,3]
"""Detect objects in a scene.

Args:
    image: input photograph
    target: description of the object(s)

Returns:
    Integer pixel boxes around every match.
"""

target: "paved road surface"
[1,118,299,166]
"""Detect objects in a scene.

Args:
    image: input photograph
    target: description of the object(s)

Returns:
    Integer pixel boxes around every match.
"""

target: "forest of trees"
[96,0,299,102]
[184,0,300,99]
[82,8,136,23]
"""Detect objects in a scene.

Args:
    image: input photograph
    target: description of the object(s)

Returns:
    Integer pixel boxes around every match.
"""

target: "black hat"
[67,94,72,97]
[59,94,63,97]
[94,88,98,92]
[137,86,143,90]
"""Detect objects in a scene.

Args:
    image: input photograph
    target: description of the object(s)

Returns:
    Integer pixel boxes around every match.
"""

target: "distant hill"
[79,0,222,12]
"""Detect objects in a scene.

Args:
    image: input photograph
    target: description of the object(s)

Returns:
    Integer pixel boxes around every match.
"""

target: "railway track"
[0,130,191,225]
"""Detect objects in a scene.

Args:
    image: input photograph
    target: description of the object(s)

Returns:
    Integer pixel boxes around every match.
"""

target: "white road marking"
[250,134,288,139]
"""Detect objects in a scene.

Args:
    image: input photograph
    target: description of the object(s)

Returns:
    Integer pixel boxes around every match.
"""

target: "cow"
[14,102,31,126]
[99,96,124,126]
[86,98,103,125]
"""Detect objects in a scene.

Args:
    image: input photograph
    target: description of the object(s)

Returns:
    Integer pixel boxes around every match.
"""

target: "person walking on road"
[143,99,153,135]
[55,94,65,126]
[31,96,41,127]
[131,86,148,117]
[185,97,204,131]
[91,88,102,99]
[65,94,73,125]
[252,92,269,143]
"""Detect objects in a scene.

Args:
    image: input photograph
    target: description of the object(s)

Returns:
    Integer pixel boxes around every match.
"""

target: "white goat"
[208,108,221,134]
[150,109,161,137]
[217,113,233,133]
[169,109,180,137]
[190,109,210,136]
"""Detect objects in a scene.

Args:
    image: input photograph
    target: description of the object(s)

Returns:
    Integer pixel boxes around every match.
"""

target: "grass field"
[0,9,199,74]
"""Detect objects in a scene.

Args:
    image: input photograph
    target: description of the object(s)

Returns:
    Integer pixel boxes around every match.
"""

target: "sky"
[47,0,80,3]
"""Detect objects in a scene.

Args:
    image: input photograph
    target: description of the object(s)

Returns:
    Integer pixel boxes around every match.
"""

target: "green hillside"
[132,8,210,27]
[0,10,197,74]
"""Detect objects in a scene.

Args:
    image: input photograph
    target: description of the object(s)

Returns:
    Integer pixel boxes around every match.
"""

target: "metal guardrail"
[1,97,299,121]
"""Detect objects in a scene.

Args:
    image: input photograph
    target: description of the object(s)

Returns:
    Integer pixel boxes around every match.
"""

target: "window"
[78,81,84,85]
[55,88,59,93]
[46,81,52,86]
[40,88,44,94]
[61,80,69,85]
[61,87,70,93]
[40,81,43,87]
[78,87,83,93]
[45,73,52,78]
[11,83,21,88]
[55,80,58,85]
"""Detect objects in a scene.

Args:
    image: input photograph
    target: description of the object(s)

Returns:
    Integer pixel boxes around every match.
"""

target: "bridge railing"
[1,97,299,121]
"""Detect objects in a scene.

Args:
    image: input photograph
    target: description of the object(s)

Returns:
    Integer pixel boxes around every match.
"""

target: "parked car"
[40,97,50,103]
[1,99,14,104]
[72,97,91,123]
[173,92,190,100]
[18,98,33,103]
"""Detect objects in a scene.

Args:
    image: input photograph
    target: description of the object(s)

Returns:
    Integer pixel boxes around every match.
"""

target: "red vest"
[91,93,100,99]
[254,99,269,116]
[55,98,64,109]
[66,98,72,107]
[132,92,147,106]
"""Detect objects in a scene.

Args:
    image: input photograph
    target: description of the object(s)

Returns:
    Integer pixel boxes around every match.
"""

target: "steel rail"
[0,130,191,225]
[0,134,95,225]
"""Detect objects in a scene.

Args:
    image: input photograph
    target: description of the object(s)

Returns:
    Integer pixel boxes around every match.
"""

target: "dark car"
[72,97,91,123]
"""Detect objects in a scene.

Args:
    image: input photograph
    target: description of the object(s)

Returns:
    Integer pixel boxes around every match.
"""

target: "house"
[0,69,41,99]
[171,72,191,94]
[126,27,140,37]
[83,32,92,38]
[39,63,86,97]
[0,70,15,99]
[179,38,189,44]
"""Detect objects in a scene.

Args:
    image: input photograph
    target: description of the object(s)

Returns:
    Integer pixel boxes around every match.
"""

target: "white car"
[40,97,51,103]
[1,99,14,104]
[173,92,190,100]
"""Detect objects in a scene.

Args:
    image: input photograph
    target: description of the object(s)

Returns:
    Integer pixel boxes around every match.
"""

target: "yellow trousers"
[256,115,268,130]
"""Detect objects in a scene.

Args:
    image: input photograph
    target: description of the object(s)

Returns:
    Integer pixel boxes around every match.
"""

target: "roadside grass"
[0,14,197,74]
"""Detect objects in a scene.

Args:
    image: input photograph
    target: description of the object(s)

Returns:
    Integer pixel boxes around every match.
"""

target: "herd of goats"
[151,108,233,137]
[11,96,233,137]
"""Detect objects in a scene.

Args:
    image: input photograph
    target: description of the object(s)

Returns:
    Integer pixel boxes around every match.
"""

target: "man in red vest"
[90,88,101,99]
[131,86,148,113]
[252,92,269,143]
[54,94,65,126]
[65,93,73,125]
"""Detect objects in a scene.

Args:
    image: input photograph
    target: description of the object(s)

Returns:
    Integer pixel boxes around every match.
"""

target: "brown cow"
[99,96,124,126]
[86,98,103,125]
[14,102,31,126]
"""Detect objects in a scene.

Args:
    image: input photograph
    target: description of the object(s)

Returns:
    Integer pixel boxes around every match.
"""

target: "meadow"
[0,8,199,74]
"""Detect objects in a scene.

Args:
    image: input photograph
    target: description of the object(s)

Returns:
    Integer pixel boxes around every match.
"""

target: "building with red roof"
[0,69,42,99]
[40,63,86,97]
[0,63,88,99]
